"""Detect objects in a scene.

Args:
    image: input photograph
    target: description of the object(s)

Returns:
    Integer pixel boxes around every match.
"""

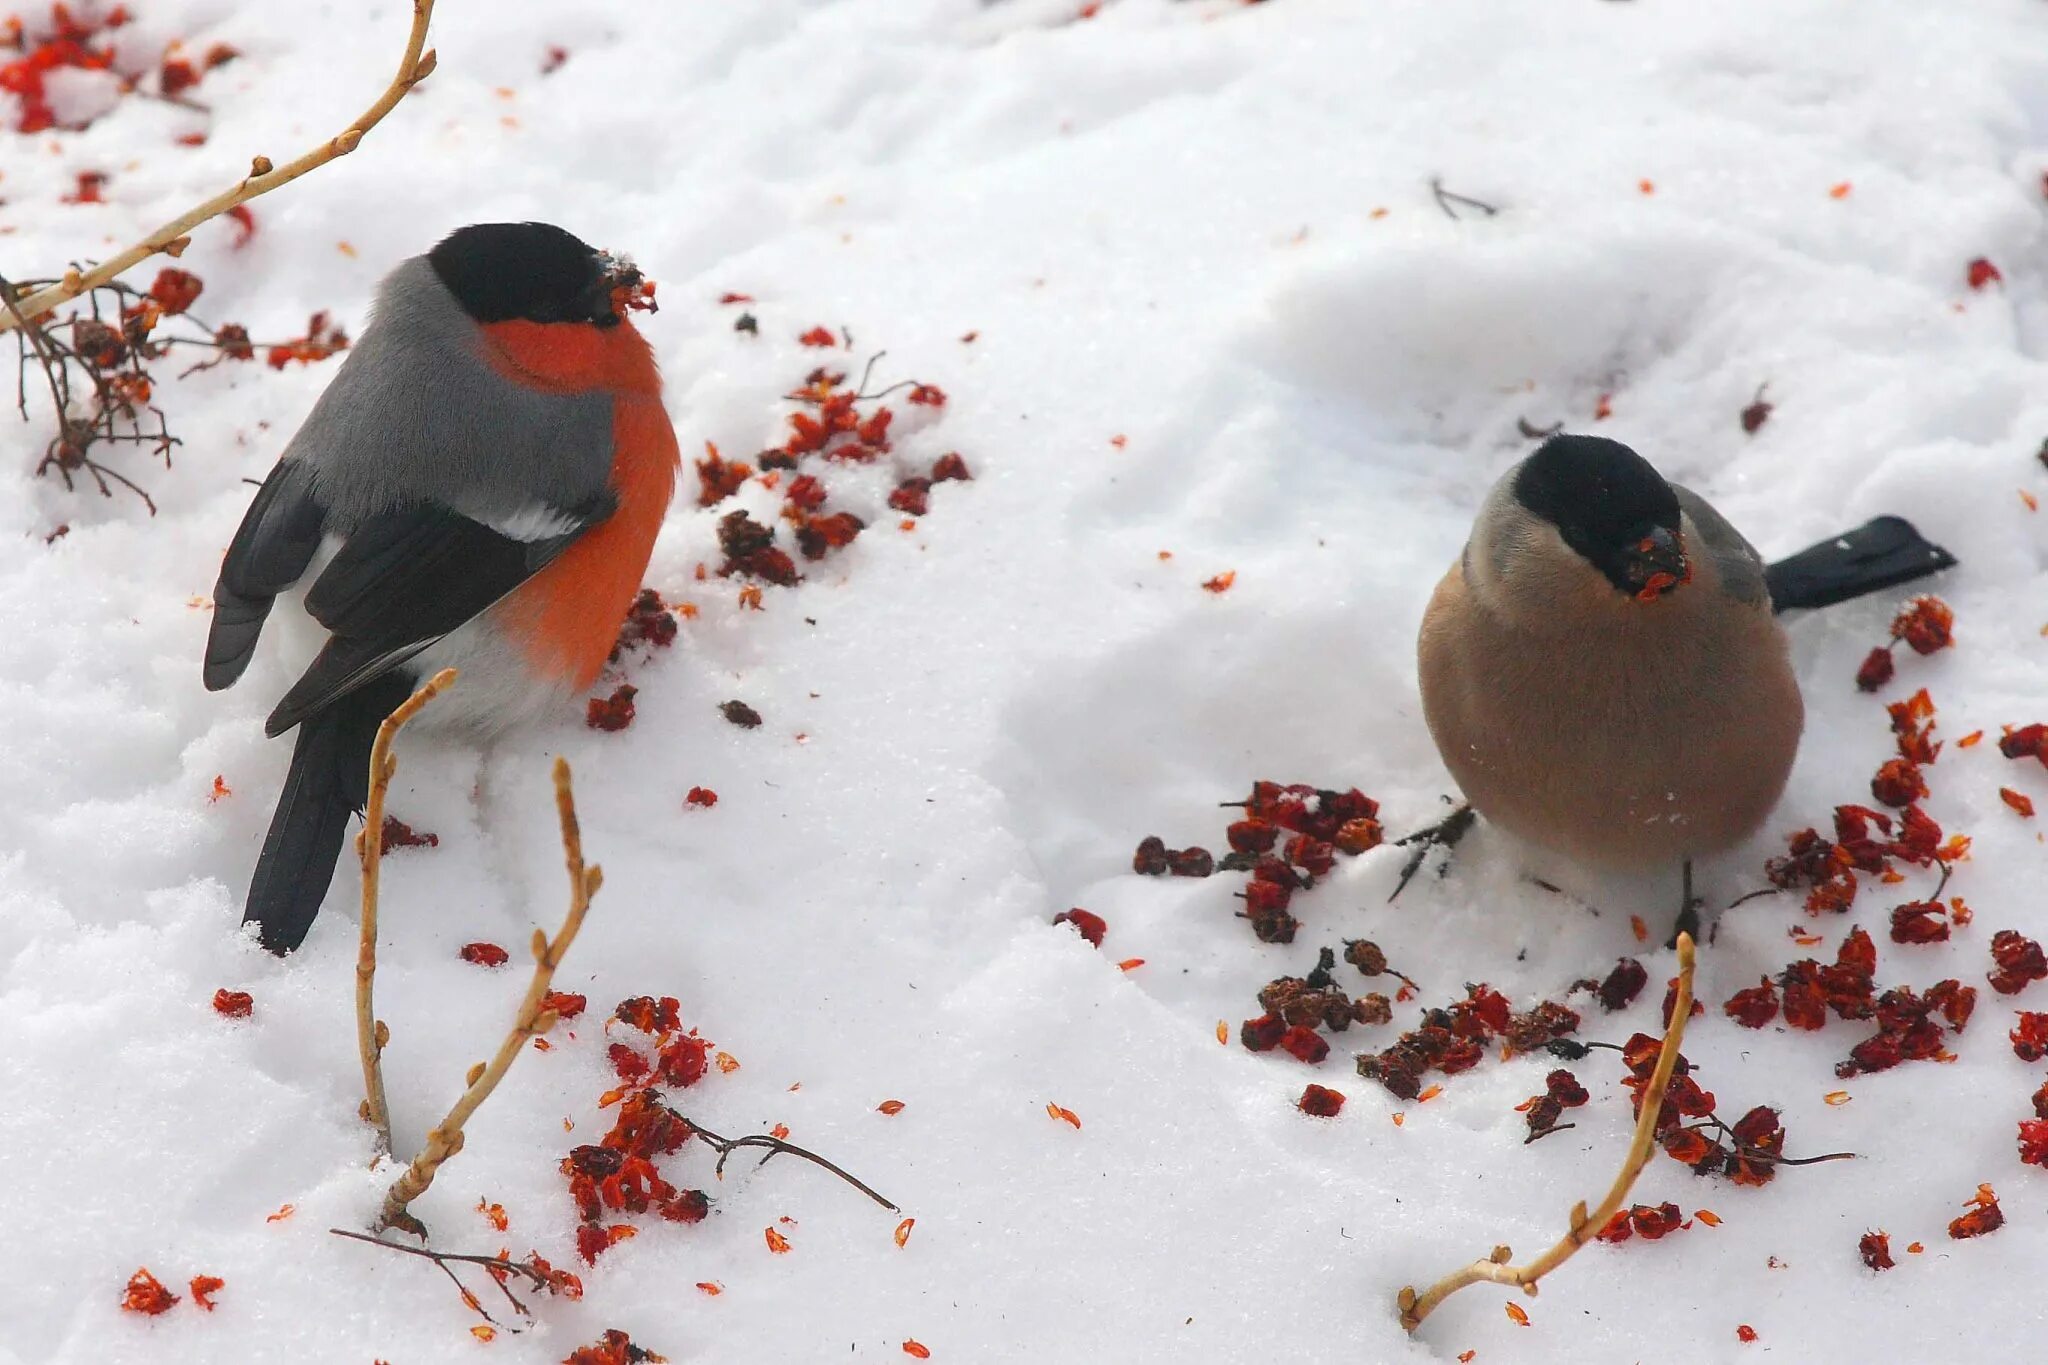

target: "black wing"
[262,495,613,738]
[205,461,329,692]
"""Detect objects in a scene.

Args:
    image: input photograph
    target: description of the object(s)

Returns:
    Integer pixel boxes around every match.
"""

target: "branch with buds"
[1396,933,1698,1332]
[354,667,460,1158]
[375,754,603,1236]
[0,0,437,334]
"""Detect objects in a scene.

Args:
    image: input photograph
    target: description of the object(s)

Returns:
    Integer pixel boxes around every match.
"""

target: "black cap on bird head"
[1512,434,1690,601]
[427,222,643,329]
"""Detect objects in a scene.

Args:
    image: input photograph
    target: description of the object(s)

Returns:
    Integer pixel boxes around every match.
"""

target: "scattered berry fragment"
[460,942,511,968]
[211,988,253,1018]
[1297,1083,1346,1117]
[120,1268,178,1315]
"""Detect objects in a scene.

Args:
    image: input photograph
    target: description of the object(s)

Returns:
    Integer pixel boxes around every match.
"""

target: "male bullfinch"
[205,222,679,954]
[1412,434,1953,941]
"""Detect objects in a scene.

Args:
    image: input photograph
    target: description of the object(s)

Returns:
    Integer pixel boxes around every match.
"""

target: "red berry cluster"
[3,4,124,134]
[1722,926,1977,1078]
[1516,1067,1589,1142]
[1355,982,1580,1100]
[703,357,959,585]
[1764,689,1966,916]
[565,1328,668,1364]
[583,589,686,729]
[1137,780,1382,943]
[1241,946,1402,1066]
[1612,1032,1803,1187]
[1853,596,1954,692]
[1594,1201,1688,1244]
[585,684,638,733]
[560,995,716,1264]
[1130,836,1215,878]
[887,451,973,517]
[379,815,438,851]
[609,588,680,662]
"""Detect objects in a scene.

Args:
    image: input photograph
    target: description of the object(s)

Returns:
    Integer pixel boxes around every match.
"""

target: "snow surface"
[4,0,2048,1360]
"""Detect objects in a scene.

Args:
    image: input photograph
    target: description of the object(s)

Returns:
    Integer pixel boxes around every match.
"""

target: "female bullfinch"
[205,222,679,954]
[1413,434,1953,942]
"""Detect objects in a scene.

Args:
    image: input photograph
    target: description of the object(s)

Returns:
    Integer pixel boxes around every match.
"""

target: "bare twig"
[376,756,603,1236]
[355,667,459,1159]
[684,1119,899,1212]
[1430,177,1500,221]
[1397,933,1697,1333]
[328,1227,544,1326]
[0,1,437,334]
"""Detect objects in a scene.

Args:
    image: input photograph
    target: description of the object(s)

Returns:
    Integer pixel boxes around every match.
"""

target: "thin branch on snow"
[1429,177,1500,221]
[355,667,460,1159]
[684,1118,900,1212]
[1396,933,1698,1333]
[0,0,438,334]
[329,1227,548,1327]
[375,756,604,1236]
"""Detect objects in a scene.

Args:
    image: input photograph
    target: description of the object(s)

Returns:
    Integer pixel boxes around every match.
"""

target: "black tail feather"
[203,587,276,692]
[243,673,414,954]
[1764,515,1957,614]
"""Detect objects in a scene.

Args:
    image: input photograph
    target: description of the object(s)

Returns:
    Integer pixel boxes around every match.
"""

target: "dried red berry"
[1855,647,1896,693]
[1278,1025,1330,1064]
[1132,835,1170,875]
[931,452,971,482]
[1167,846,1215,877]
[148,267,203,314]
[1595,958,1648,1011]
[887,479,931,517]
[2011,1012,2048,1062]
[1053,908,1107,947]
[1870,758,1927,808]
[1227,818,1278,854]
[1890,902,1950,945]
[1240,1014,1286,1052]
[211,988,253,1018]
[1298,1083,1346,1117]
[2019,1120,2048,1167]
[719,700,763,729]
[1990,930,2048,995]
[2001,723,2048,765]
[1723,977,1779,1028]
[1947,1184,2003,1239]
[1859,1230,1895,1271]
[540,991,587,1020]
[1545,1069,1589,1107]
[1890,597,1955,654]
[1966,258,2003,290]
[459,942,510,968]
[586,684,638,732]
[120,1268,179,1315]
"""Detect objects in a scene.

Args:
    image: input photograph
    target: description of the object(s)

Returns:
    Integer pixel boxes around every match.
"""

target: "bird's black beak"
[1619,525,1689,600]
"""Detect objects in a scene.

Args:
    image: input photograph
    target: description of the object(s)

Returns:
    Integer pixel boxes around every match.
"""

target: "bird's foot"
[1388,802,1476,902]
[1668,859,1704,948]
